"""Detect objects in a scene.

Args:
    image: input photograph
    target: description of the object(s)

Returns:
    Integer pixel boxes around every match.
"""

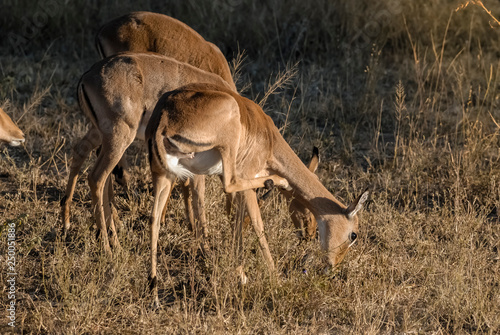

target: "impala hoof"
[279,178,292,191]
[264,179,274,190]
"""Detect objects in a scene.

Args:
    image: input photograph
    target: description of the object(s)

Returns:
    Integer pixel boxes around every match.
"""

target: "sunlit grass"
[1,0,499,333]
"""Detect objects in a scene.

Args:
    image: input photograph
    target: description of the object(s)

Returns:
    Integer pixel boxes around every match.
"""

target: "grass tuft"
[1,0,499,333]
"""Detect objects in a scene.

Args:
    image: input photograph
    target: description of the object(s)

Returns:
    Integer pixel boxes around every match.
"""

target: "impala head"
[0,107,25,147]
[318,190,369,269]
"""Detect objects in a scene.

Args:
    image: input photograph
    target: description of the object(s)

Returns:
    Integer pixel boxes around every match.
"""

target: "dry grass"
[1,0,500,333]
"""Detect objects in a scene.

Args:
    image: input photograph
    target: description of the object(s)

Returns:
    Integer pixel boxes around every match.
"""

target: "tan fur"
[0,107,24,147]
[246,148,319,240]
[61,53,234,252]
[146,83,368,307]
[288,148,320,240]
[96,11,236,91]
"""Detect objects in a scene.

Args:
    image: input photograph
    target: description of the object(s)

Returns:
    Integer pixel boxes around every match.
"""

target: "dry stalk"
[456,1,500,28]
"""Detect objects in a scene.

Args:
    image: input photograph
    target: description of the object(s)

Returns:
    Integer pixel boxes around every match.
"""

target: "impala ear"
[346,190,369,219]
[308,146,320,173]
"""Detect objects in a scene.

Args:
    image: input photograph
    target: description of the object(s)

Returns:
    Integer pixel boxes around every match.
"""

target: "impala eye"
[350,232,357,242]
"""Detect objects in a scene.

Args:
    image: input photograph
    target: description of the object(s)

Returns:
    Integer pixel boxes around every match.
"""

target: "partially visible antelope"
[146,83,369,307]
[66,53,235,252]
[95,11,236,91]
[0,107,24,147]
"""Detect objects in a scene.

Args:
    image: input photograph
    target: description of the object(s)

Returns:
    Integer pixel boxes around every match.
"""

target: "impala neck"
[271,135,346,218]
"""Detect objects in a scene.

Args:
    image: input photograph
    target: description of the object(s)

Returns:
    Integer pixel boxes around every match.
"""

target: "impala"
[95,11,236,91]
[0,107,24,147]
[67,52,234,252]
[146,83,369,307]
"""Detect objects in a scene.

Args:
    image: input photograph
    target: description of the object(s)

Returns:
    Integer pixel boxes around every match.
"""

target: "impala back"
[96,11,236,91]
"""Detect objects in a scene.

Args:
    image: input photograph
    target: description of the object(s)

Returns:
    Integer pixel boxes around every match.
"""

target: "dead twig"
[456,1,500,28]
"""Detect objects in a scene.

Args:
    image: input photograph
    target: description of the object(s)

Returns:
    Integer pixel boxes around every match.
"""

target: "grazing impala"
[66,53,234,252]
[97,11,321,241]
[0,107,24,147]
[146,83,369,307]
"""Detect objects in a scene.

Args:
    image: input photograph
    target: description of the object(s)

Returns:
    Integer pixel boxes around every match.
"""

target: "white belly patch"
[165,149,223,179]
[166,154,195,180]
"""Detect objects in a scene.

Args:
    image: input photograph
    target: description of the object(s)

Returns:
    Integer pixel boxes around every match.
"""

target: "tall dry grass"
[1,0,499,333]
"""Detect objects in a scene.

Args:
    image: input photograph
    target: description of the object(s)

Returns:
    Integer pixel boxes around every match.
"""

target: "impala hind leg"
[103,175,120,249]
[93,158,123,245]
[61,126,102,233]
[149,170,176,309]
[160,179,177,225]
[88,131,134,255]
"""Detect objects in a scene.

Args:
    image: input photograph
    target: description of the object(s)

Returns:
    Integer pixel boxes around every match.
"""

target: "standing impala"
[0,107,24,147]
[95,11,236,191]
[146,83,369,307]
[97,12,321,241]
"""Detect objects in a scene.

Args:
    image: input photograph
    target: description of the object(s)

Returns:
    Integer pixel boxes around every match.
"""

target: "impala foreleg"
[61,126,102,232]
[180,176,207,244]
[88,130,133,255]
[232,191,247,284]
[219,147,290,194]
[103,175,120,249]
[189,175,207,240]
[243,189,275,275]
[180,179,194,230]
[112,155,131,192]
